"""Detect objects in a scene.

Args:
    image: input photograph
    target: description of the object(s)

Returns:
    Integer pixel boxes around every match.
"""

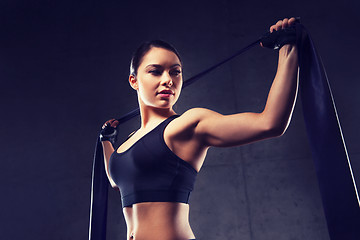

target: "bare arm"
[100,119,119,189]
[101,141,117,188]
[192,18,299,147]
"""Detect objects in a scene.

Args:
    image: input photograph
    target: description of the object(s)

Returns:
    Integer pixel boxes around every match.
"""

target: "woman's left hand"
[261,17,298,50]
[269,17,297,33]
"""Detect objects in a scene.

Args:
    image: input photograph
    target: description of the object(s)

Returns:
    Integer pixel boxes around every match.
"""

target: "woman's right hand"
[100,119,119,144]
[102,119,119,129]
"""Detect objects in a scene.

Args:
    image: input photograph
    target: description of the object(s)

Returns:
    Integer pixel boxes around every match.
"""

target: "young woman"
[100,17,299,240]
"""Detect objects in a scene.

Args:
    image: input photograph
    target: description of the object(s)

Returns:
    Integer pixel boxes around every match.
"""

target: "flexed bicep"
[192,108,280,148]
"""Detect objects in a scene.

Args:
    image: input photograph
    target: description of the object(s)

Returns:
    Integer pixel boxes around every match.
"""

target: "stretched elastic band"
[296,24,360,239]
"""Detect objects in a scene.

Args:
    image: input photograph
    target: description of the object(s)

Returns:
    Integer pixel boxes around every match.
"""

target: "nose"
[161,72,173,87]
[167,79,173,86]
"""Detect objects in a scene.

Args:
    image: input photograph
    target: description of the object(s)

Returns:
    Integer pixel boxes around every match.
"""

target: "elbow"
[263,121,288,138]
[107,172,119,189]
[273,126,287,137]
[111,183,119,190]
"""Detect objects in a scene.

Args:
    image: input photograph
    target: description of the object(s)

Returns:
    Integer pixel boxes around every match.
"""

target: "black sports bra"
[109,115,198,208]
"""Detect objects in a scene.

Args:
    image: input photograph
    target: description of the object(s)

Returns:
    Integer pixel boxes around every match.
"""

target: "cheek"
[178,78,183,89]
[138,77,155,90]
[175,79,183,94]
[138,79,157,99]
[173,88,182,102]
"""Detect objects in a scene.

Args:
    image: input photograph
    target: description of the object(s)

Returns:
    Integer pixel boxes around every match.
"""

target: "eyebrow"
[145,64,182,69]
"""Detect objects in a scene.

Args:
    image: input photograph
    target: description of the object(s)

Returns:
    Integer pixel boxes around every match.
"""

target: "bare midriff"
[123,202,195,240]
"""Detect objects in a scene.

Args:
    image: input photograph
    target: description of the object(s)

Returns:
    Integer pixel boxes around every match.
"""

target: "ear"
[129,74,138,90]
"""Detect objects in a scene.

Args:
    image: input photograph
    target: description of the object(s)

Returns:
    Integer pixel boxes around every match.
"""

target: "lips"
[158,89,174,95]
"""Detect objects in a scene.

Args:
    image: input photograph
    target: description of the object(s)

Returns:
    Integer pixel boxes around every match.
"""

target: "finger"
[288,17,296,26]
[109,119,118,128]
[270,25,276,33]
[106,119,116,125]
[282,18,289,29]
[270,21,280,33]
[110,120,119,128]
[275,20,283,31]
[103,119,115,128]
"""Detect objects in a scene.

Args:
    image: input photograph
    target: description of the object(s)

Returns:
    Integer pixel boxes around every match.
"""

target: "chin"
[152,102,176,110]
[155,104,174,109]
[141,97,177,109]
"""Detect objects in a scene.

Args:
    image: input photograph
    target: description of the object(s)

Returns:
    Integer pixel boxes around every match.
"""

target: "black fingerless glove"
[100,125,118,145]
[261,26,297,50]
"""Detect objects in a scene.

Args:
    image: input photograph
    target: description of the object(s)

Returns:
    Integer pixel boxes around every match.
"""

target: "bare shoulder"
[182,107,222,120]
[178,107,221,125]
[167,108,222,136]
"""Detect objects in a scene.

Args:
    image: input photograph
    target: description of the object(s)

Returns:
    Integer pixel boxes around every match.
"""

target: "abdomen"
[123,202,195,240]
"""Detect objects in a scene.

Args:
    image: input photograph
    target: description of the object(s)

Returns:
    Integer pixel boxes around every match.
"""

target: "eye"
[170,69,182,76]
[149,69,162,76]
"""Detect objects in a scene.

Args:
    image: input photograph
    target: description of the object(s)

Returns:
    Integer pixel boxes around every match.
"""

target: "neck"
[138,101,176,129]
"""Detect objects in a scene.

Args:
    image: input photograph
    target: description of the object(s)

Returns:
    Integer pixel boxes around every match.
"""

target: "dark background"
[1,0,359,239]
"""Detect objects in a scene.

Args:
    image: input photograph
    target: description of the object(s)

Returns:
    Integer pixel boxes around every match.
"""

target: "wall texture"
[1,0,359,239]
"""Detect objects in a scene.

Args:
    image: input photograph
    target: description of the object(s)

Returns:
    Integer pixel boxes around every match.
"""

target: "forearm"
[262,44,299,135]
[101,140,117,187]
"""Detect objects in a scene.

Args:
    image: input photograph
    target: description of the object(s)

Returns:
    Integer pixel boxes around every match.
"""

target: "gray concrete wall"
[1,0,359,239]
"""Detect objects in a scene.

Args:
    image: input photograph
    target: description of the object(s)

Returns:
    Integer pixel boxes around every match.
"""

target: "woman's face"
[130,47,183,109]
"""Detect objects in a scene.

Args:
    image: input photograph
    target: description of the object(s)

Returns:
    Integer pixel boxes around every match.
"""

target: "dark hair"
[129,40,182,76]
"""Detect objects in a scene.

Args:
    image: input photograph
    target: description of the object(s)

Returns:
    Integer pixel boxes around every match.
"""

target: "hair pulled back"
[129,40,182,77]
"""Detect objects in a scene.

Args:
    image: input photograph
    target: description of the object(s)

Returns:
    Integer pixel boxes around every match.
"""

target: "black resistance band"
[88,23,360,240]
